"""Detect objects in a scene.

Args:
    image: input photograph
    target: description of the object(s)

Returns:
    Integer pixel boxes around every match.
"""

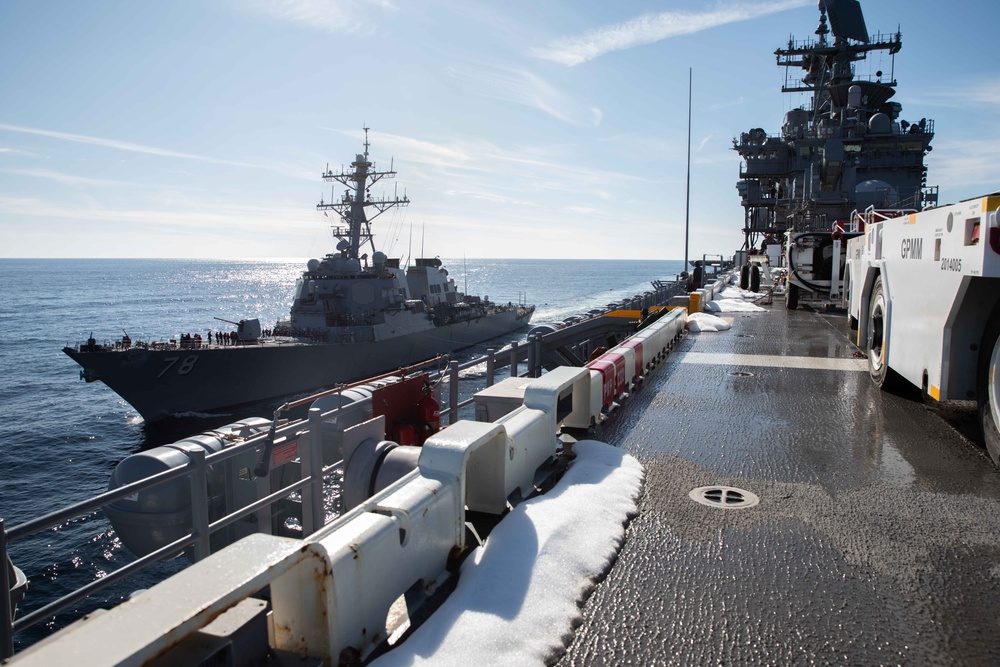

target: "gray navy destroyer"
[63,132,534,421]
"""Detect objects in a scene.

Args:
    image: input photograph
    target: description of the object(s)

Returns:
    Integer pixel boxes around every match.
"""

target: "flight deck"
[561,304,1000,665]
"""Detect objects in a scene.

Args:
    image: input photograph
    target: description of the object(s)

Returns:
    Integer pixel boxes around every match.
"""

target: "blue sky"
[1,0,997,260]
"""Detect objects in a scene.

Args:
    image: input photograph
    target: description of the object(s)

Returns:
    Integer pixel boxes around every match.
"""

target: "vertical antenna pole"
[684,67,692,275]
[890,38,896,84]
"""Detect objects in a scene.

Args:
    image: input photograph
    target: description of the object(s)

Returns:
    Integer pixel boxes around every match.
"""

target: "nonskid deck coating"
[560,304,1000,666]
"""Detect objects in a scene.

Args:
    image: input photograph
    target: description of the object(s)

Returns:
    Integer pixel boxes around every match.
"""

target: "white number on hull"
[177,355,198,375]
[156,355,198,379]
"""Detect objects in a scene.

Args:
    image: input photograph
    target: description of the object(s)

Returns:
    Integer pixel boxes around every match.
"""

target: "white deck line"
[681,352,868,372]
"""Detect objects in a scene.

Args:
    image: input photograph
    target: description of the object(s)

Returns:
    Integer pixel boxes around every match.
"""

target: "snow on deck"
[372,441,644,666]
[704,286,767,313]
[686,313,732,332]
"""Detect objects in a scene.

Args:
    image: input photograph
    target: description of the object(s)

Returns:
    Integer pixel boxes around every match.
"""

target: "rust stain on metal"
[311,563,332,613]
[273,620,311,655]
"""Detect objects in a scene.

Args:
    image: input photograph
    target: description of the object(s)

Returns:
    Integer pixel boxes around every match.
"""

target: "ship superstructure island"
[64,131,534,421]
[734,0,937,306]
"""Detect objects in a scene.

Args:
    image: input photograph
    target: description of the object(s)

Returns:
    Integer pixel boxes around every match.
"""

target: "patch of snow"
[686,313,732,332]
[716,286,760,300]
[700,286,767,313]
[704,299,766,313]
[372,441,644,666]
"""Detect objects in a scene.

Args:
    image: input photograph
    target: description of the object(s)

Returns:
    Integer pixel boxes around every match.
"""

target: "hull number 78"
[156,355,199,379]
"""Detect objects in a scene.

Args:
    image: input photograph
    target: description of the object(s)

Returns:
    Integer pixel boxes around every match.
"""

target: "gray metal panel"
[823,0,869,43]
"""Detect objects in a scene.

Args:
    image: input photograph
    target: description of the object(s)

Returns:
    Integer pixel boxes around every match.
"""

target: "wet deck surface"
[560,303,1000,666]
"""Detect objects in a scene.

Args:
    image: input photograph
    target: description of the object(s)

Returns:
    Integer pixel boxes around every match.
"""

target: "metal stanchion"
[188,449,211,562]
[302,408,325,535]
[448,360,460,424]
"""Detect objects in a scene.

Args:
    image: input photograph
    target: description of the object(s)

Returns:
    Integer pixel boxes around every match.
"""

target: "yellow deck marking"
[681,352,867,372]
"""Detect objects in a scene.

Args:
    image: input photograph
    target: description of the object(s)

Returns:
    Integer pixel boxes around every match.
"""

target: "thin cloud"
[335,129,641,187]
[442,190,540,207]
[709,96,746,111]
[236,0,395,35]
[0,195,308,232]
[926,137,1000,196]
[324,128,478,170]
[315,129,652,239]
[907,78,1000,109]
[2,167,124,188]
[0,123,258,168]
[530,0,809,66]
[447,63,603,127]
[0,147,44,158]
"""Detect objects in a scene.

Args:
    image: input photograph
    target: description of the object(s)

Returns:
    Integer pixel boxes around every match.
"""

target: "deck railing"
[3,279,685,659]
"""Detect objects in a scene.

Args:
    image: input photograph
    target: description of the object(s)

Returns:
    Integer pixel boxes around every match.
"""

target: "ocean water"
[0,256,683,650]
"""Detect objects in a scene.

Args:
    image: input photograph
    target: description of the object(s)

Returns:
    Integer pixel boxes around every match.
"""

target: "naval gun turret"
[733,0,937,308]
[213,317,261,342]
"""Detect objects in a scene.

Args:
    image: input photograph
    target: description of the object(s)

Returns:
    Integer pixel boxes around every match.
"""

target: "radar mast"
[317,127,410,260]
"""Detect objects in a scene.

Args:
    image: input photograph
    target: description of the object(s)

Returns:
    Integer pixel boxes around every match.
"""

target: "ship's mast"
[733,0,935,252]
[775,1,900,118]
[316,127,410,260]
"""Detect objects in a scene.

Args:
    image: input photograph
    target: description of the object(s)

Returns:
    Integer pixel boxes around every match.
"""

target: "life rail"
[563,307,687,429]
[7,368,587,665]
[2,277,705,662]
[847,205,919,233]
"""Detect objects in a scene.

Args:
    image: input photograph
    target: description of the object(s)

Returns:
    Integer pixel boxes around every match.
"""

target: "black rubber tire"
[977,307,1000,467]
[867,276,902,391]
[786,283,799,310]
[740,265,750,290]
[750,266,761,293]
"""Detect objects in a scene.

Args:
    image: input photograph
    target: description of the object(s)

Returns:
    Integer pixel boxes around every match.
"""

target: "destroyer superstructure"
[64,131,534,421]
[733,0,937,305]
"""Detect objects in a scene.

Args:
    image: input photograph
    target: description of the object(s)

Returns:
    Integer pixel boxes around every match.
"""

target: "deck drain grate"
[689,486,759,509]
[728,371,754,377]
